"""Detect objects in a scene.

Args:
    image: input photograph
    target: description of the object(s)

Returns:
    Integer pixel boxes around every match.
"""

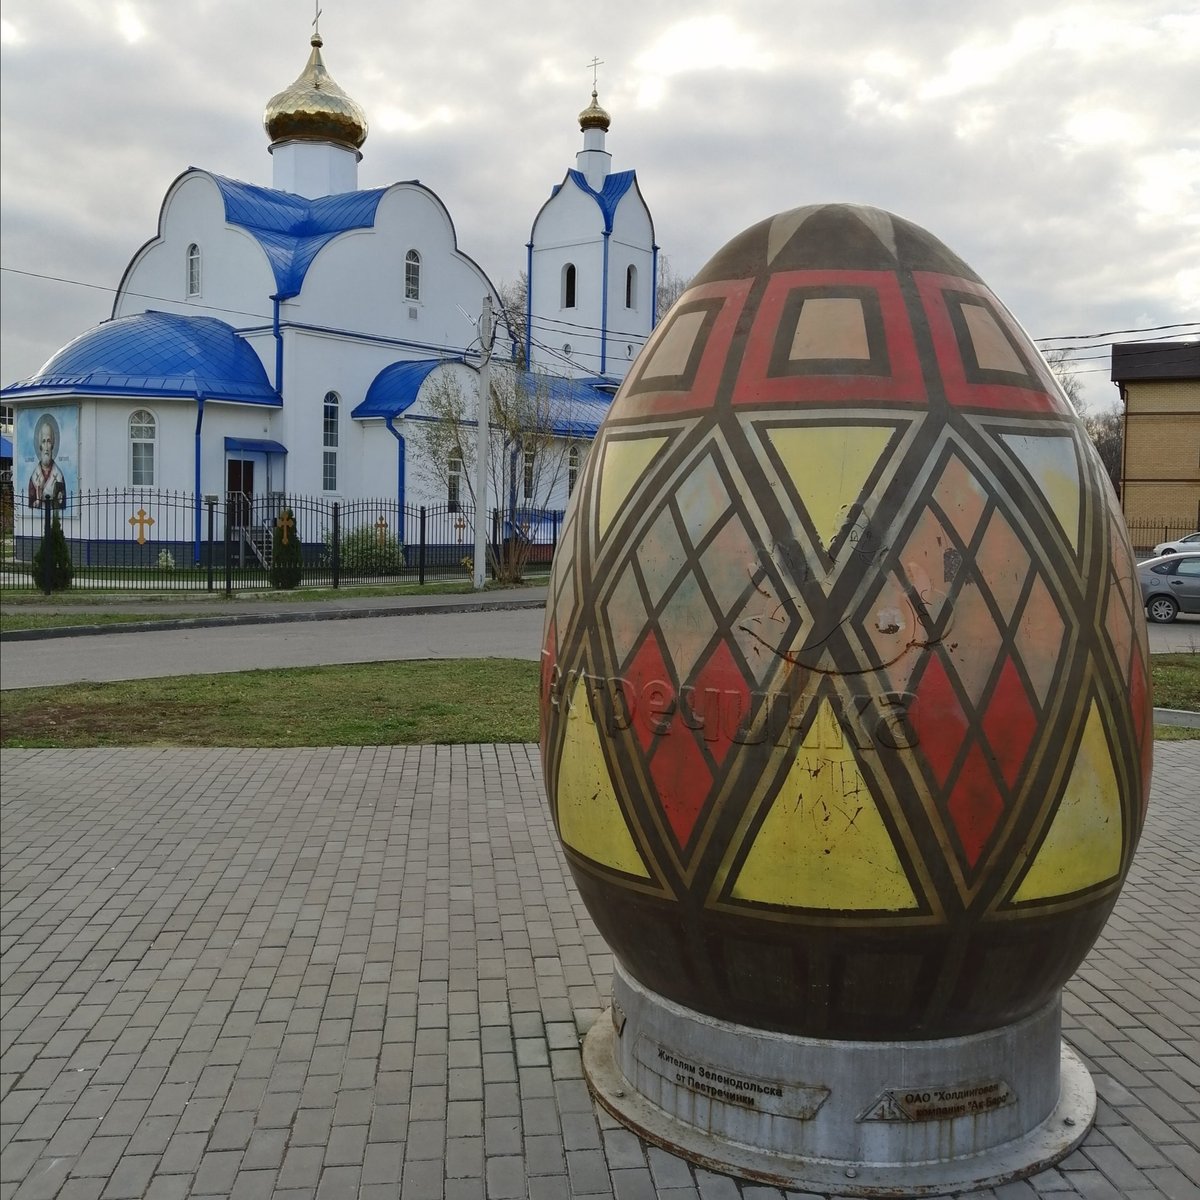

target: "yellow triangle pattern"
[766,425,893,551]
[1000,434,1081,553]
[730,699,918,910]
[1013,702,1123,902]
[597,436,668,540]
[555,678,649,878]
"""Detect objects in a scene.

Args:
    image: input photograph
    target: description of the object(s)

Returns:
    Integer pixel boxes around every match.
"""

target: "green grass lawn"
[1,655,1195,749]
[0,659,540,748]
[1150,653,1200,711]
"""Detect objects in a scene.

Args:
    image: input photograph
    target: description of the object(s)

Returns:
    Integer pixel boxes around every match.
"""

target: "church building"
[2,26,658,551]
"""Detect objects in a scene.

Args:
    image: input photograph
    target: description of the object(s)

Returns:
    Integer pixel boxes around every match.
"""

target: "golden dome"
[264,34,368,151]
[578,89,611,133]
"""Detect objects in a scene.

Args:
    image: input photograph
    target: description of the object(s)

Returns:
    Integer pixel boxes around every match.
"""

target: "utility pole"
[473,295,492,591]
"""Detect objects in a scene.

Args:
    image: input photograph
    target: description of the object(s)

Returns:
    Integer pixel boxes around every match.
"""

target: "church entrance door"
[228,459,254,528]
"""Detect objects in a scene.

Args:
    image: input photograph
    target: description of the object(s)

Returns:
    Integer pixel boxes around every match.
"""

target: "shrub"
[271,507,303,589]
[157,548,176,571]
[326,522,405,574]
[31,513,74,591]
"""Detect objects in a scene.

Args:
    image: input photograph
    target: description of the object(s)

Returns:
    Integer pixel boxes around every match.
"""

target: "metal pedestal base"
[583,964,1094,1197]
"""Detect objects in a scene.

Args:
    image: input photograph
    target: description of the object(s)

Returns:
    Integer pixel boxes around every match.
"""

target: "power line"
[4,262,1196,374]
[1,266,275,325]
[1035,321,1199,345]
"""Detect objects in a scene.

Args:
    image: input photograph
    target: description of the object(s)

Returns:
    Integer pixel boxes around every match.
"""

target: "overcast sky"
[2,0,1197,411]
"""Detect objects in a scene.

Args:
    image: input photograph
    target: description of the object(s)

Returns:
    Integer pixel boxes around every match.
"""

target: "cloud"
[1,0,1196,416]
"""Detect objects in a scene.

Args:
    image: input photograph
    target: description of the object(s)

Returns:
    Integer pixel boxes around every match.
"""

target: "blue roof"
[0,311,279,405]
[565,169,636,233]
[528,373,613,437]
[353,360,612,436]
[209,173,387,299]
[354,359,454,419]
[225,437,287,454]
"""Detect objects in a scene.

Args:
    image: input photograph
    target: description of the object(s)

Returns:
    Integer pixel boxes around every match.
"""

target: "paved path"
[2,743,1198,1200]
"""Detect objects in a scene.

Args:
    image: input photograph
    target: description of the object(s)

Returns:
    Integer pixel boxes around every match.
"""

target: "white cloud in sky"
[0,0,1196,415]
[115,3,147,45]
[633,16,769,109]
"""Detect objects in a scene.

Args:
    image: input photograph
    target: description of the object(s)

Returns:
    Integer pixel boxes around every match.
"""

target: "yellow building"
[1112,341,1200,549]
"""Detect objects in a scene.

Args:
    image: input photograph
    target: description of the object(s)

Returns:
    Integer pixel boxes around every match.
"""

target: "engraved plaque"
[859,1080,1015,1123]
[636,1037,829,1120]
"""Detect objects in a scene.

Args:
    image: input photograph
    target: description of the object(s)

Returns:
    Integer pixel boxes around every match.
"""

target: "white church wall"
[528,177,658,379]
[115,173,278,367]
[295,185,496,349]
[270,140,359,199]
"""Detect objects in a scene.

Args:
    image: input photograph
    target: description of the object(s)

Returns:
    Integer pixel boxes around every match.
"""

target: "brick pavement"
[1,743,1197,1200]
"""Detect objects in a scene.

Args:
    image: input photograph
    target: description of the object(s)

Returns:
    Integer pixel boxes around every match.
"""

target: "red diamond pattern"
[690,640,752,767]
[981,656,1037,789]
[913,654,968,786]
[625,631,673,753]
[648,717,715,850]
[947,743,1005,868]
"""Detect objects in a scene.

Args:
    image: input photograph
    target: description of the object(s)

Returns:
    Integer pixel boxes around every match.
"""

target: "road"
[0,608,546,690]
[1,608,1195,691]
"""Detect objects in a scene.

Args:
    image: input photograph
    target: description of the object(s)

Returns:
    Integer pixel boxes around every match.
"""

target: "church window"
[567,444,581,496]
[130,409,156,486]
[626,264,637,309]
[523,446,536,501]
[186,243,201,297]
[323,391,339,492]
[562,263,577,309]
[405,250,421,302]
[448,452,463,512]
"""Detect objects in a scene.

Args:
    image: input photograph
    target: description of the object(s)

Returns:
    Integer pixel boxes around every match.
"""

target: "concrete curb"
[1153,706,1200,729]
[0,595,547,641]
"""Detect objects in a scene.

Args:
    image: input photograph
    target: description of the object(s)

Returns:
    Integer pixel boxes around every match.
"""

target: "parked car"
[1137,552,1200,623]
[1151,531,1200,556]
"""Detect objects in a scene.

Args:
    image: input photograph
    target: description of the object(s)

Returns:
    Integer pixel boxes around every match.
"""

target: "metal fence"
[4,490,563,594]
[1124,516,1198,556]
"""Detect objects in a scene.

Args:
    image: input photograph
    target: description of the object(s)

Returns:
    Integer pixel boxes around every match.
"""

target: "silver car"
[1152,531,1200,556]
[1138,551,1200,623]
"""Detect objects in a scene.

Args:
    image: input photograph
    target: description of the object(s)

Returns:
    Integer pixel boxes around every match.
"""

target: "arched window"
[448,452,463,512]
[323,391,339,492]
[625,264,637,309]
[562,263,577,309]
[405,250,421,302]
[130,409,156,486]
[186,243,201,297]
[567,444,581,496]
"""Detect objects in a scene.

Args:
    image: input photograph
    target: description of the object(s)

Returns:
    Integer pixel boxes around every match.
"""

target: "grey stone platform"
[1,743,1197,1200]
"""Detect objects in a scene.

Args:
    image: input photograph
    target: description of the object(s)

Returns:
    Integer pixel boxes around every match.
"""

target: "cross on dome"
[578,57,611,133]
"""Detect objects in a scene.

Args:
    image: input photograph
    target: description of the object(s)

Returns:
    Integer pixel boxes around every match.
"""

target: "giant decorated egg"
[540,204,1152,1040]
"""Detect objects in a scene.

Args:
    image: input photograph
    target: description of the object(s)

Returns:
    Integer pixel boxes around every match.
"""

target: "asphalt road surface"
[0,608,546,690]
[1,608,1195,691]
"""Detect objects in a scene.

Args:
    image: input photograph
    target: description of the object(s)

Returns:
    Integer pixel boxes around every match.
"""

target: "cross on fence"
[375,515,389,546]
[276,510,295,545]
[128,508,155,544]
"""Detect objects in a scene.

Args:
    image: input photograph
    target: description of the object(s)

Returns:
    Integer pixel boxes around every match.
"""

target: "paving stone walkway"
[1,743,1197,1200]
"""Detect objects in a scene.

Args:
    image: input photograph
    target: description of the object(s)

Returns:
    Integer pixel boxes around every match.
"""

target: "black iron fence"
[4,490,563,594]
[1124,516,1198,557]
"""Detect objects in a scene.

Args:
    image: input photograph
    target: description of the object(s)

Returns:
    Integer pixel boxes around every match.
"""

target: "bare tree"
[412,363,572,582]
[656,254,689,319]
[1083,407,1123,493]
[1044,347,1086,417]
[495,273,529,369]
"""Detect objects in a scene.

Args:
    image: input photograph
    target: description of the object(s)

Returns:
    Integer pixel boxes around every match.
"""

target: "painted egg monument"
[539,204,1152,1193]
